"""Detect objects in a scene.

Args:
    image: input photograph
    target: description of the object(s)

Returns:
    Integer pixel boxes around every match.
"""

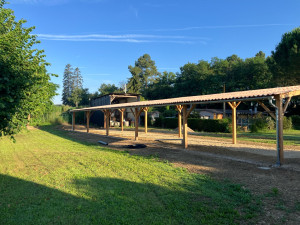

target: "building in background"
[90,93,140,127]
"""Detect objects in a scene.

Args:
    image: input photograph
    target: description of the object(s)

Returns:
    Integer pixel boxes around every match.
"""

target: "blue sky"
[8,0,300,104]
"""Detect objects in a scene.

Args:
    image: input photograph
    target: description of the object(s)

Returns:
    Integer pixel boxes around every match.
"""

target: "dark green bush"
[291,115,300,130]
[250,117,275,133]
[153,117,231,133]
[283,117,292,130]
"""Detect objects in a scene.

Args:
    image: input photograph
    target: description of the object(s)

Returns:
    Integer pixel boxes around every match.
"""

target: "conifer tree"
[62,64,73,105]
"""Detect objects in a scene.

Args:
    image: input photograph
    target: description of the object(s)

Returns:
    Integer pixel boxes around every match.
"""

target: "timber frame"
[70,85,300,166]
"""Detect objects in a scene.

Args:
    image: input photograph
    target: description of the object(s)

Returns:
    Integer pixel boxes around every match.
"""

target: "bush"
[250,117,275,133]
[291,115,300,130]
[283,117,292,130]
[152,117,231,133]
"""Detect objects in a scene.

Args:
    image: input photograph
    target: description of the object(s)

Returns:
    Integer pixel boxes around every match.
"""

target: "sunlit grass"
[0,127,261,224]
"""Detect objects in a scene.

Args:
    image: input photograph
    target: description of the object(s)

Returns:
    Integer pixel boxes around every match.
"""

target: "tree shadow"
[0,174,258,225]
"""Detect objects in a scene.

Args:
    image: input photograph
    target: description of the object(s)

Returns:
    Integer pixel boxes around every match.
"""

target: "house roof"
[71,85,300,112]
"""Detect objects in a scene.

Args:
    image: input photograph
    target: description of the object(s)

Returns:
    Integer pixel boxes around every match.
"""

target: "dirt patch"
[49,125,300,224]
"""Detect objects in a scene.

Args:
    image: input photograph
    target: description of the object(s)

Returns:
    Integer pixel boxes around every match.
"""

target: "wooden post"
[118,108,125,132]
[135,108,139,140]
[182,105,188,148]
[143,107,149,134]
[104,111,106,129]
[72,112,75,131]
[86,111,90,133]
[176,105,183,138]
[105,110,110,136]
[227,101,241,144]
[275,95,284,164]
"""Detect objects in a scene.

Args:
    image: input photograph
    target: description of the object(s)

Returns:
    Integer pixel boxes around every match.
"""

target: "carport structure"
[70,85,300,166]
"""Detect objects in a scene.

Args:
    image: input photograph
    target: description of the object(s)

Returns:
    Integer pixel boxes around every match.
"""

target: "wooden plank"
[72,112,75,131]
[257,101,276,120]
[135,108,139,140]
[86,111,90,133]
[182,105,188,148]
[282,90,300,98]
[187,104,196,117]
[283,97,291,114]
[275,95,284,164]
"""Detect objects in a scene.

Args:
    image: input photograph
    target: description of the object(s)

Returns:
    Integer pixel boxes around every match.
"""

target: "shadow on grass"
[0,174,260,225]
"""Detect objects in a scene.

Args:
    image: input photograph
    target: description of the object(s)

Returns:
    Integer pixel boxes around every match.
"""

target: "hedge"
[291,115,300,130]
[153,117,231,133]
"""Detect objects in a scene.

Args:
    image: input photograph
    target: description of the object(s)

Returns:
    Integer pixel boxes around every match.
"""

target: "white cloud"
[36,33,204,44]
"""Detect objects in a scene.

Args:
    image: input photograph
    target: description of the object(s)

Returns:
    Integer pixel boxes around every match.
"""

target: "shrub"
[291,115,300,130]
[250,117,274,133]
[283,117,292,130]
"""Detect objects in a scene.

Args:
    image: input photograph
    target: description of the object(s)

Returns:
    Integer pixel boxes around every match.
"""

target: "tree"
[98,83,119,96]
[62,64,73,105]
[269,27,300,86]
[68,87,82,108]
[127,54,160,93]
[0,0,57,136]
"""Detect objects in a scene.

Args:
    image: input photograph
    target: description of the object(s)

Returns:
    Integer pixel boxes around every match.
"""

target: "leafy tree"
[0,1,57,136]
[128,54,160,93]
[62,64,73,105]
[269,27,300,86]
[98,83,119,96]
[68,87,82,108]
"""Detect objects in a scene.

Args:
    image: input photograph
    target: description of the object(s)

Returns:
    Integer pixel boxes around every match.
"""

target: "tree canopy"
[0,1,57,137]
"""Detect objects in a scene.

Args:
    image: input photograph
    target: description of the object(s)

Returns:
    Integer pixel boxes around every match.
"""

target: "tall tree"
[62,64,73,105]
[68,67,83,107]
[0,0,57,136]
[269,27,300,86]
[128,54,160,93]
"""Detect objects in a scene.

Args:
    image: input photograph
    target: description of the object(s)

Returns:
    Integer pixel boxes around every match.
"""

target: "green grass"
[0,126,261,224]
[187,129,300,146]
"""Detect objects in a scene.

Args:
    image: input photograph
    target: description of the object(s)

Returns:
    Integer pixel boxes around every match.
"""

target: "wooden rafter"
[187,104,196,117]
[283,97,291,114]
[257,101,276,120]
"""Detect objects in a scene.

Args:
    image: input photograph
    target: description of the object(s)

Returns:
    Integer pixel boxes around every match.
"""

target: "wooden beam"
[176,105,183,138]
[281,90,300,98]
[187,104,196,117]
[275,95,284,165]
[118,108,125,132]
[227,101,240,144]
[86,111,90,133]
[182,105,188,148]
[143,107,149,134]
[257,101,276,120]
[72,112,75,131]
[135,108,139,140]
[105,110,110,136]
[283,97,291,114]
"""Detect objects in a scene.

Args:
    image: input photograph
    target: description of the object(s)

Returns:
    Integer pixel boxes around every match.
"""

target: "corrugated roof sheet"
[71,85,300,112]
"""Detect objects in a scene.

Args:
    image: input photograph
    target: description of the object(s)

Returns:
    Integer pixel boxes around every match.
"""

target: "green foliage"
[283,117,293,130]
[98,83,119,96]
[270,27,300,86]
[0,1,58,137]
[30,105,70,126]
[188,118,231,133]
[291,115,300,129]
[128,54,160,93]
[153,117,231,133]
[250,116,275,133]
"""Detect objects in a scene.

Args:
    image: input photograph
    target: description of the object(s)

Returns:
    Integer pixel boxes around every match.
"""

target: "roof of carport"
[70,85,300,112]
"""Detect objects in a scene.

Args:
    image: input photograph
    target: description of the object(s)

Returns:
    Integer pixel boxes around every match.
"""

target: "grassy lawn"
[192,129,300,146]
[0,126,261,224]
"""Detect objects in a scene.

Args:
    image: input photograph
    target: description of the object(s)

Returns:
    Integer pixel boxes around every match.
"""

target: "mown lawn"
[188,129,300,146]
[0,126,260,224]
